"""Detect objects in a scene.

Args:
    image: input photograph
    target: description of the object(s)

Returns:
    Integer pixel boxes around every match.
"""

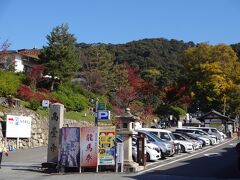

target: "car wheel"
[159,149,162,159]
[180,145,185,153]
[160,150,165,159]
[146,153,150,162]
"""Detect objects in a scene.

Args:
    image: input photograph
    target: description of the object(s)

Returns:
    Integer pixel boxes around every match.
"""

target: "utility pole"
[95,98,99,126]
[223,97,226,116]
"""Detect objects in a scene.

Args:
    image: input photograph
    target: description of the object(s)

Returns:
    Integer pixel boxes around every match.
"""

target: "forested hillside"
[1,24,240,124]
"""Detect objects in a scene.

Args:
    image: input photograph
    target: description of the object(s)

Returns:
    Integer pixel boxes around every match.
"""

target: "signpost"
[6,115,32,149]
[97,110,111,121]
[80,127,98,172]
[42,100,50,108]
[116,143,124,172]
[98,126,116,166]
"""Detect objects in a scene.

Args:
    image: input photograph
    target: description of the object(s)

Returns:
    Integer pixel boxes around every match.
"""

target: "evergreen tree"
[39,24,79,91]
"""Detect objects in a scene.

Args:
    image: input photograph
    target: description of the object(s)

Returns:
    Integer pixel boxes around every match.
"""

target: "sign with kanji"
[80,127,98,167]
[47,103,64,163]
[6,115,32,138]
[98,126,116,165]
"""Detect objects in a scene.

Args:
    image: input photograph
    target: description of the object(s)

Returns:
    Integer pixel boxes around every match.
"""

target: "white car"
[219,131,227,140]
[196,136,211,146]
[172,133,195,152]
[132,142,161,162]
[176,128,218,145]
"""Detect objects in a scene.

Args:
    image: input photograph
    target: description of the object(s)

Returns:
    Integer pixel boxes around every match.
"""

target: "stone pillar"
[117,109,143,172]
[47,103,64,163]
[123,135,133,163]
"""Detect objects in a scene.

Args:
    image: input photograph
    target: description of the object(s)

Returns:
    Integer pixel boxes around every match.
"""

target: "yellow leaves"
[208,75,232,95]
[199,62,223,75]
[190,91,195,98]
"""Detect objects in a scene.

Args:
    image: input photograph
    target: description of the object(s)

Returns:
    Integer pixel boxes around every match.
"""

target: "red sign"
[80,127,98,167]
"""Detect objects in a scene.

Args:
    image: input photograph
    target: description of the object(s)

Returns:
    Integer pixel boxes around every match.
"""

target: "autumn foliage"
[17,85,58,103]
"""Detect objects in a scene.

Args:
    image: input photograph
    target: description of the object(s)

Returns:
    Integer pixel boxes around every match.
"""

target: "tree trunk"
[50,78,55,92]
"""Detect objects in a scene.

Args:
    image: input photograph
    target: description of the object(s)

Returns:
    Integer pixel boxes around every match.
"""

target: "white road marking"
[204,153,221,157]
[137,137,236,175]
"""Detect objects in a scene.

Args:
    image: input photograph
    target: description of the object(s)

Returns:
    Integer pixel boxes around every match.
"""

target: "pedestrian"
[0,140,8,169]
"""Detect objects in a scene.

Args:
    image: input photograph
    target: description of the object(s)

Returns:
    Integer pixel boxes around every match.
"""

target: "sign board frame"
[6,115,32,138]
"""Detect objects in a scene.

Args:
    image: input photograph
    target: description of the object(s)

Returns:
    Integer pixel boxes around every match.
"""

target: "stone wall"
[0,108,93,150]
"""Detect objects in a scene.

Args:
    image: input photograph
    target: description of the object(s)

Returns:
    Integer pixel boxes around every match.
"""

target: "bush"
[52,84,90,111]
[170,106,186,116]
[0,71,24,96]
[27,99,40,110]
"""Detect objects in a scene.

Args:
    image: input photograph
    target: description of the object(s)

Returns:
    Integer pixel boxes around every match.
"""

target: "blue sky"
[0,0,240,50]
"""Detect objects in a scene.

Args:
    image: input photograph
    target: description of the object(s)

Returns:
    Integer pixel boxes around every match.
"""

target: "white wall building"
[0,49,40,73]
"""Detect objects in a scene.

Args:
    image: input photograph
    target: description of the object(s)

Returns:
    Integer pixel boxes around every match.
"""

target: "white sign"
[97,110,110,120]
[42,100,50,108]
[6,115,32,138]
[116,143,124,163]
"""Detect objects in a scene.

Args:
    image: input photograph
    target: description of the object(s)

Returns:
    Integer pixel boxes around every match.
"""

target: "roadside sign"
[42,100,50,108]
[6,115,32,138]
[97,102,106,110]
[97,110,110,120]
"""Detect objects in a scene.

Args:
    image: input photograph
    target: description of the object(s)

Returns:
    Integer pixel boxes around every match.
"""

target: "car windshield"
[195,130,208,135]
[211,129,218,133]
[160,132,171,141]
[169,132,176,140]
[148,132,164,142]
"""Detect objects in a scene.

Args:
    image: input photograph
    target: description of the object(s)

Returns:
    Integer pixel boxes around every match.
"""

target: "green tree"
[39,24,80,91]
[181,44,240,113]
[79,45,128,94]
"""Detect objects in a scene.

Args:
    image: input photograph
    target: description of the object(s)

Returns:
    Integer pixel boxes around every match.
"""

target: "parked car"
[176,128,218,145]
[171,132,196,152]
[188,127,225,142]
[175,131,206,147]
[115,135,161,162]
[136,129,175,158]
[132,136,161,161]
[138,128,181,154]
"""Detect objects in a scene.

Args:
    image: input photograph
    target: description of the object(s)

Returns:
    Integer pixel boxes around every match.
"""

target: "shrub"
[17,85,34,101]
[170,106,186,116]
[0,71,24,96]
[52,84,90,111]
[27,99,40,110]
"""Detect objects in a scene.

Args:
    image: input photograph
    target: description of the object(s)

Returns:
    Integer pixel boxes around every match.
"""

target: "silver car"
[136,129,175,159]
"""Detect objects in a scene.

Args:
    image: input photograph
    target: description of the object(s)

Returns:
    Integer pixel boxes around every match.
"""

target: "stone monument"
[116,108,143,172]
[47,103,64,163]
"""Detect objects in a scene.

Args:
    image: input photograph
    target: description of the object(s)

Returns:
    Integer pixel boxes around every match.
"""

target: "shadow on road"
[130,145,240,179]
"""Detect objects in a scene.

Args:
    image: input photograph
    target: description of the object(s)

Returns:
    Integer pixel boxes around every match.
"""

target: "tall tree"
[79,45,128,94]
[181,44,240,113]
[39,24,79,91]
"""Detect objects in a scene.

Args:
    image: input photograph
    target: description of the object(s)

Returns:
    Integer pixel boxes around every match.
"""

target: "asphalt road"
[0,138,240,180]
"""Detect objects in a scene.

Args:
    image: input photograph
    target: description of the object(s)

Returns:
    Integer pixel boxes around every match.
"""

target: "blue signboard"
[97,110,111,121]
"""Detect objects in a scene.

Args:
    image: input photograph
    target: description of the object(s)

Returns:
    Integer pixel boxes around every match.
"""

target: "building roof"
[0,48,40,60]
[17,49,40,59]
[197,109,234,123]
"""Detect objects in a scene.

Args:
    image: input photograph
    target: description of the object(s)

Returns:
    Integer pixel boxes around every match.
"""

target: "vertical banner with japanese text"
[58,127,80,167]
[80,127,98,167]
[98,126,116,165]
